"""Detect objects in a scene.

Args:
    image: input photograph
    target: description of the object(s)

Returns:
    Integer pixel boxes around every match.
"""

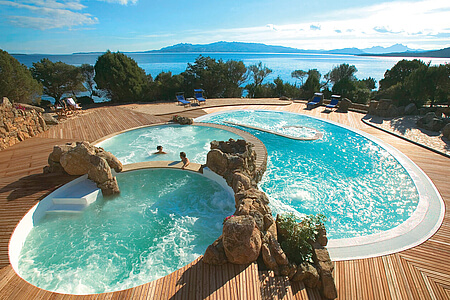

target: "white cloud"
[99,0,137,5]
[0,0,97,29]
[177,0,450,50]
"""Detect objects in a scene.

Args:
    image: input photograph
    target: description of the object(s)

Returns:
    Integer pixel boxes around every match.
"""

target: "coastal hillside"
[149,41,306,53]
[360,46,450,58]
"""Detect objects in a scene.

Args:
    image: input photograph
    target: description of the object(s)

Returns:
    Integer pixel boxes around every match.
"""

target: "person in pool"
[154,145,167,154]
[180,151,190,169]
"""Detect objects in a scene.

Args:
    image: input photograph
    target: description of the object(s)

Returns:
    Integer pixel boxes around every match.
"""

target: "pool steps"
[46,190,100,214]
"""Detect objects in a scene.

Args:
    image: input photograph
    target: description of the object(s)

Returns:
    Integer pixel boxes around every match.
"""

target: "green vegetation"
[32,58,85,103]
[1,49,448,107]
[377,59,450,107]
[94,50,149,103]
[277,213,327,264]
[0,49,42,104]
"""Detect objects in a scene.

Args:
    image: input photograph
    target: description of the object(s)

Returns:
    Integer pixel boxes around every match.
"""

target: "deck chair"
[66,97,82,113]
[307,92,323,107]
[326,95,341,109]
[194,89,206,104]
[176,92,191,107]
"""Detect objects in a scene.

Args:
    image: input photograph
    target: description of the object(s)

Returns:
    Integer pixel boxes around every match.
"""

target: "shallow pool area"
[96,124,242,165]
[15,168,234,294]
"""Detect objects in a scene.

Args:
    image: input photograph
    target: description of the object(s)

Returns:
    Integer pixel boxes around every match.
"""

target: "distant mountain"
[325,48,365,55]
[150,41,307,53]
[362,44,421,54]
[360,46,450,58]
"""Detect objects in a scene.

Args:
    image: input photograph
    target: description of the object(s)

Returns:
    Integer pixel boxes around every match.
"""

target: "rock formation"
[417,112,448,132]
[203,138,337,299]
[44,141,122,196]
[0,97,49,150]
[171,115,193,125]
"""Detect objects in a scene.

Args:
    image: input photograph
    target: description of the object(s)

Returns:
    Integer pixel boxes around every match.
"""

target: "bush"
[94,50,149,103]
[276,213,327,264]
[0,49,42,104]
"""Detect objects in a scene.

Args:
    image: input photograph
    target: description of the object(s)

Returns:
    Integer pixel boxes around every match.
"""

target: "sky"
[0,0,449,54]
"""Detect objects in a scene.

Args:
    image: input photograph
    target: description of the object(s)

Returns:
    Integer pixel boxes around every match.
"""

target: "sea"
[12,52,449,101]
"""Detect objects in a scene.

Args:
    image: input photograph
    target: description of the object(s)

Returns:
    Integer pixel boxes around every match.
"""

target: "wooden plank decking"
[0,101,449,299]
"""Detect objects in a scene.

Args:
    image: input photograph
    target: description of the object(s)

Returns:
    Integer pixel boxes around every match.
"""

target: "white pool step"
[45,189,100,214]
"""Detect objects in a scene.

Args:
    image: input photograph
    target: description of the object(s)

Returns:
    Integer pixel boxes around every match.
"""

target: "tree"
[151,71,184,101]
[328,63,357,84]
[222,60,248,97]
[246,62,272,98]
[301,69,321,98]
[32,58,85,103]
[80,64,96,99]
[0,49,42,104]
[94,50,148,102]
[291,70,308,86]
[379,59,426,90]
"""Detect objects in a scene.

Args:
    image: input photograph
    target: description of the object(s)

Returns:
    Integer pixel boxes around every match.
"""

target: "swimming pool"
[15,168,234,294]
[96,124,242,164]
[196,110,444,259]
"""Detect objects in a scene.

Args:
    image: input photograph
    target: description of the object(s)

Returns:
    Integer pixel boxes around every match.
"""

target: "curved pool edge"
[195,109,446,261]
[8,163,233,295]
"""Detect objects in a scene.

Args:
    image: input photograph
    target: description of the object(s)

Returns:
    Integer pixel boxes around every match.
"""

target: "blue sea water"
[13,52,449,88]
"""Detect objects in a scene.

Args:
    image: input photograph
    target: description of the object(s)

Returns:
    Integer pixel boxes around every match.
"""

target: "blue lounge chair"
[176,93,191,107]
[307,92,323,107]
[194,89,206,104]
[326,95,341,109]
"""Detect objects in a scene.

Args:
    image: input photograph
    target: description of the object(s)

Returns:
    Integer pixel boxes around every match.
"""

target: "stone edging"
[361,117,450,159]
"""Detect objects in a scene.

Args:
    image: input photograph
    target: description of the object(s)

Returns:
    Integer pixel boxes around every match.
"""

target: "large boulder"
[442,123,450,140]
[311,241,337,299]
[222,215,262,264]
[203,236,228,265]
[404,103,418,115]
[60,142,96,175]
[417,112,446,132]
[292,262,320,288]
[45,141,121,196]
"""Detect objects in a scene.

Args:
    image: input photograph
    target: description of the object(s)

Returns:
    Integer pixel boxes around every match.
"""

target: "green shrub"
[276,213,327,264]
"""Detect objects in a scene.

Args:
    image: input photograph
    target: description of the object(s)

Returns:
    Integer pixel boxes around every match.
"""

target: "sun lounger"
[307,92,323,107]
[176,93,191,107]
[326,95,341,109]
[66,97,82,113]
[194,89,206,104]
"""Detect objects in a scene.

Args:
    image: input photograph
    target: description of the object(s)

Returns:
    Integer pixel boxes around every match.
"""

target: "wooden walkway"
[0,102,449,299]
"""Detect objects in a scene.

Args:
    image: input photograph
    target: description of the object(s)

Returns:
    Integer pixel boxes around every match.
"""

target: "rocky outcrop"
[44,141,122,196]
[0,97,49,150]
[171,115,193,125]
[222,215,262,264]
[202,138,336,298]
[442,123,450,140]
[417,112,448,132]
[311,241,338,299]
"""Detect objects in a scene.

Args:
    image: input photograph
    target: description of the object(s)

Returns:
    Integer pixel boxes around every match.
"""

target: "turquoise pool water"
[96,124,242,165]
[197,110,420,240]
[18,169,234,294]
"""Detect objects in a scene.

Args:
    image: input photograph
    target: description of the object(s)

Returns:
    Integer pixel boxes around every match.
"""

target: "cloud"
[98,0,137,4]
[179,0,450,50]
[0,0,98,29]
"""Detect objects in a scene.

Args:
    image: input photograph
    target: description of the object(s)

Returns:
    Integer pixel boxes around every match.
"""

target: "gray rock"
[404,103,417,115]
[442,123,450,139]
[42,113,59,125]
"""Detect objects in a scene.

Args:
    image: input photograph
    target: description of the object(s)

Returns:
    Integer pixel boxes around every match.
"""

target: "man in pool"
[180,152,190,169]
[154,145,167,154]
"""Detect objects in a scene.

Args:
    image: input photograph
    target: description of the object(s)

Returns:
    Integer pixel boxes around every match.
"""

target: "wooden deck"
[0,102,449,299]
